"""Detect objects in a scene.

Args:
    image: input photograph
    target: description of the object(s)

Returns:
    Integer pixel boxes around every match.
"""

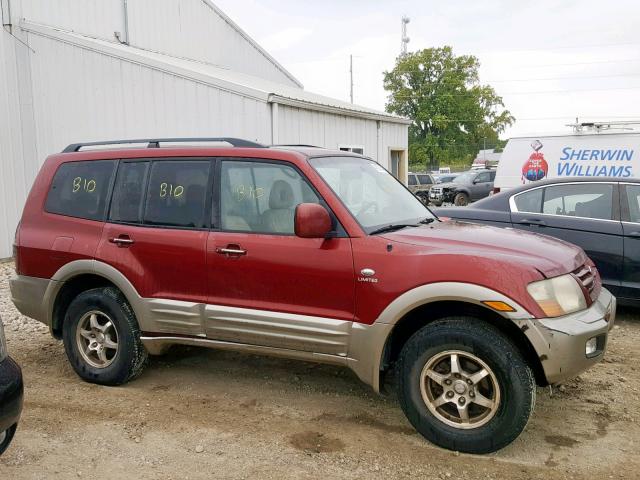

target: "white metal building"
[0,0,409,258]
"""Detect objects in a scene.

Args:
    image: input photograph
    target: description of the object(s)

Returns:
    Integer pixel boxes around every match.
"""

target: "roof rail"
[273,144,322,148]
[62,137,265,153]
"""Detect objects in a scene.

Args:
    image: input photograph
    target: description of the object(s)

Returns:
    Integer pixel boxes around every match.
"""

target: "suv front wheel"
[453,192,469,206]
[63,287,148,386]
[397,317,535,454]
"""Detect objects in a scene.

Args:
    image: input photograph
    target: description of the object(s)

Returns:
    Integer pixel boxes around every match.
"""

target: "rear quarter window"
[45,160,116,221]
[513,188,543,213]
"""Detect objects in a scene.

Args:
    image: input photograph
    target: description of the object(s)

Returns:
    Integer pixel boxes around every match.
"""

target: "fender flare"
[346,282,539,393]
[44,259,145,329]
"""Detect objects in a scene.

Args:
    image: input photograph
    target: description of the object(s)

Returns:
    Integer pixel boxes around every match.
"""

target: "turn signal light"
[482,301,516,312]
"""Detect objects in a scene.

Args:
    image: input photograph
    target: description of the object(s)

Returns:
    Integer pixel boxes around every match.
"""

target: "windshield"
[453,171,475,184]
[309,156,435,233]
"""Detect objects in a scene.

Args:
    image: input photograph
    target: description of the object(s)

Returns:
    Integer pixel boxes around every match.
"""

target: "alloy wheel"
[75,310,119,369]
[420,350,500,429]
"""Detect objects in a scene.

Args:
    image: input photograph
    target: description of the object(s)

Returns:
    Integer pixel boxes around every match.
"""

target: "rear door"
[620,183,640,301]
[510,182,624,294]
[97,159,212,336]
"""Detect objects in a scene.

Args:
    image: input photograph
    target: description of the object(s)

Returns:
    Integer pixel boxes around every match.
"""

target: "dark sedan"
[434,177,640,306]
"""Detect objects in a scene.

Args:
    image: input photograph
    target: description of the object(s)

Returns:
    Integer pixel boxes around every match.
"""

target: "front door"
[620,184,640,301]
[470,171,493,201]
[206,159,355,355]
[97,159,212,336]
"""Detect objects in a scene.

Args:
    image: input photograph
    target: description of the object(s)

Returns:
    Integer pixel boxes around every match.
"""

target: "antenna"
[401,16,410,56]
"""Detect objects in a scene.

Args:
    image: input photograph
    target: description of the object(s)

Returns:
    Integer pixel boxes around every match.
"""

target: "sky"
[215,0,640,139]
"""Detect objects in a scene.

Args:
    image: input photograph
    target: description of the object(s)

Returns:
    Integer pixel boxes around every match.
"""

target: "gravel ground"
[1,261,639,479]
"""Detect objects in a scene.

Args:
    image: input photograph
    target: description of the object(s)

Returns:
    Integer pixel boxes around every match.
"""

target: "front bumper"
[527,287,616,385]
[428,189,454,203]
[0,356,23,433]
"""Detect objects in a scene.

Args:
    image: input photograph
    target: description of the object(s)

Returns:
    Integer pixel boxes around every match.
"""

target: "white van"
[494,131,640,192]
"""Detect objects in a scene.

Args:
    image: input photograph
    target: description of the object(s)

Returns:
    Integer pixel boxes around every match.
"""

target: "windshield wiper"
[419,217,436,225]
[369,224,418,235]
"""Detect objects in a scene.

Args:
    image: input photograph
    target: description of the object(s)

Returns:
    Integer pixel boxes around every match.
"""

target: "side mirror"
[294,203,332,239]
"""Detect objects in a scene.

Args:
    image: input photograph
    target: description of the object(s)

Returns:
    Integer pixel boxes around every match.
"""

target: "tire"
[416,192,429,205]
[397,317,536,454]
[0,424,17,456]
[63,287,148,386]
[453,192,469,206]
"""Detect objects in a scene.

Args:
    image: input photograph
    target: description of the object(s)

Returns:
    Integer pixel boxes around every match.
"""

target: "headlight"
[0,318,7,362]
[527,274,587,317]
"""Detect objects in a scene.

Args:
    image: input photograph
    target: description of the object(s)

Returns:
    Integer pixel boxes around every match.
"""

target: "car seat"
[262,180,295,234]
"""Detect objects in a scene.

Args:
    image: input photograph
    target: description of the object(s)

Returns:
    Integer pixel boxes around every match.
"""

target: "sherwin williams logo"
[521,140,548,183]
[558,147,634,177]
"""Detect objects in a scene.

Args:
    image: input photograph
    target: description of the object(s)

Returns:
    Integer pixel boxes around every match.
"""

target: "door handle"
[518,218,546,226]
[628,231,640,238]
[109,235,135,247]
[216,245,247,256]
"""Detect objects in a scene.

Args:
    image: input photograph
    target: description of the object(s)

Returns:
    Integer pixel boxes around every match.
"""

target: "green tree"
[383,47,514,171]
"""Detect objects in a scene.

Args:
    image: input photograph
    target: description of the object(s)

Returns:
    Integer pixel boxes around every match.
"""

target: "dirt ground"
[0,261,639,479]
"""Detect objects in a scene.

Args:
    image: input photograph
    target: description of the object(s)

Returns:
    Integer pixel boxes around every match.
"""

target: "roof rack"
[273,144,322,148]
[62,137,265,153]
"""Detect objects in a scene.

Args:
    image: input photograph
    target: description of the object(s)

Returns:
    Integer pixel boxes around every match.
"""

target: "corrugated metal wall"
[27,31,272,156]
[18,0,300,88]
[127,0,300,88]
[18,0,124,40]
[0,28,36,257]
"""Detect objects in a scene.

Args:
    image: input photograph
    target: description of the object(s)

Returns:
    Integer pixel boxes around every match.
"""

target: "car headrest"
[269,180,294,209]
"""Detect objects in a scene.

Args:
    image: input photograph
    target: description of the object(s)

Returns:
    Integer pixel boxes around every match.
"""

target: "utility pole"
[401,16,410,56]
[349,54,354,104]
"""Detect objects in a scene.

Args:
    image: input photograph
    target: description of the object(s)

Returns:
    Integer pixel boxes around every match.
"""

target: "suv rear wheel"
[62,287,148,386]
[397,317,535,454]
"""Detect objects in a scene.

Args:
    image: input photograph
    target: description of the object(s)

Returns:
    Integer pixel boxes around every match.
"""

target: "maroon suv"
[10,138,616,453]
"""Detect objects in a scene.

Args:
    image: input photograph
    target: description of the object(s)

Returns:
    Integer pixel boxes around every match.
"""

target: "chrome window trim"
[620,183,640,224]
[509,181,619,223]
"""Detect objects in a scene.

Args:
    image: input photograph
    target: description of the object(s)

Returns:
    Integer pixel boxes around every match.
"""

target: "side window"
[542,184,613,220]
[418,174,432,185]
[109,161,149,223]
[490,171,496,181]
[45,160,115,221]
[339,146,364,155]
[144,161,211,228]
[513,188,542,213]
[220,161,320,234]
[476,172,491,183]
[408,175,418,186]
[624,185,640,223]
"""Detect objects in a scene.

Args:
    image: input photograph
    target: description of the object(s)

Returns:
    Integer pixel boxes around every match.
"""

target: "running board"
[140,335,349,366]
